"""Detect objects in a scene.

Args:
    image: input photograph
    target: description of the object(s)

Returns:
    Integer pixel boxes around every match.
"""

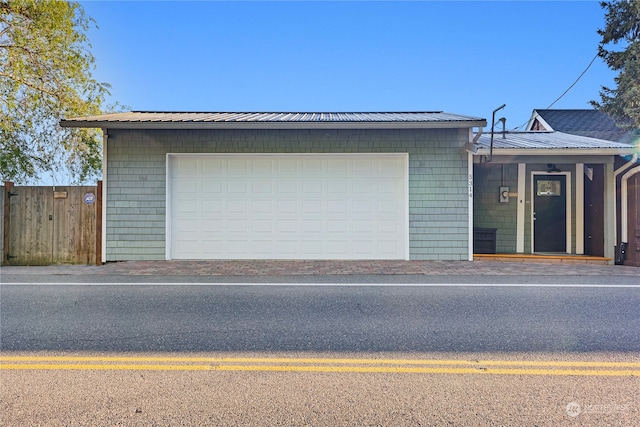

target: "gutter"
[472,148,637,157]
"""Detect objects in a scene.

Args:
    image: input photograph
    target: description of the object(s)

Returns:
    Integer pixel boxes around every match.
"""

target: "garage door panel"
[169,154,407,260]
[253,159,274,174]
[327,219,348,233]
[353,180,374,195]
[328,181,348,194]
[277,159,299,175]
[303,180,323,194]
[378,200,399,214]
[354,159,375,174]
[277,180,298,194]
[302,220,323,233]
[378,241,400,255]
[252,219,273,233]
[227,200,248,214]
[276,200,298,214]
[227,159,249,175]
[227,180,248,194]
[353,220,373,233]
[253,181,273,194]
[252,200,273,214]
[302,200,323,215]
[275,240,298,254]
[327,241,349,254]
[379,180,403,193]
[202,181,223,194]
[202,200,223,214]
[352,240,374,255]
[329,160,350,174]
[202,219,223,232]
[277,220,297,233]
[353,200,373,214]
[174,199,199,218]
[202,158,225,174]
[302,240,323,254]
[378,219,400,233]
[227,240,248,253]
[252,240,273,254]
[174,158,200,176]
[303,159,324,173]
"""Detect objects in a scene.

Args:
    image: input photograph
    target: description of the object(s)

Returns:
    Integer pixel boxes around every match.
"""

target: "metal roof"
[60,111,487,129]
[473,131,637,156]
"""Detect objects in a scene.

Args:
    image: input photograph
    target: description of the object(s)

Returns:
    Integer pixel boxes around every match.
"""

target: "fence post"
[3,182,13,266]
[96,180,103,265]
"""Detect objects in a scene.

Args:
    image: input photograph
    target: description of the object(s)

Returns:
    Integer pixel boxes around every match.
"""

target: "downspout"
[472,126,483,144]
[619,164,640,264]
[464,126,483,155]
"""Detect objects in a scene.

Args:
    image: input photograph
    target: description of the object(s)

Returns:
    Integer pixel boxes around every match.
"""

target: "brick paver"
[1,260,638,277]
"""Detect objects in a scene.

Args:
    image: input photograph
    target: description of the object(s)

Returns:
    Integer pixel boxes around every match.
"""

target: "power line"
[511,52,600,130]
[545,53,599,109]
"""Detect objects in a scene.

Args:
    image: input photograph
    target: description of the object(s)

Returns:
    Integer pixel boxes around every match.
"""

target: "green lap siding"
[105,128,471,261]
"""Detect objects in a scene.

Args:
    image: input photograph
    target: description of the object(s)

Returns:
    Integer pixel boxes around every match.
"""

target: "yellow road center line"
[213,365,639,376]
[0,363,638,376]
[1,355,639,368]
[0,363,210,371]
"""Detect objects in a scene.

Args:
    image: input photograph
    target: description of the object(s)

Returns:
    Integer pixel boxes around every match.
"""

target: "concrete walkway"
[1,260,638,277]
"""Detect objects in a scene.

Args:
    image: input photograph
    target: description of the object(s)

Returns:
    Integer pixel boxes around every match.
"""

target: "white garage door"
[168,154,408,260]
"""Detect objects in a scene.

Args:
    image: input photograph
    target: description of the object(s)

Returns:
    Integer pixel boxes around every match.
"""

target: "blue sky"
[81,1,615,129]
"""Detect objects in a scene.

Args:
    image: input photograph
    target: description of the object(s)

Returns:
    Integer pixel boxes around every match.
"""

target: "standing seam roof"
[61,111,486,124]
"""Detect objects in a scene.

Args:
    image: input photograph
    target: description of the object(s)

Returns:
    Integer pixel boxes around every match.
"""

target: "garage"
[167,153,408,260]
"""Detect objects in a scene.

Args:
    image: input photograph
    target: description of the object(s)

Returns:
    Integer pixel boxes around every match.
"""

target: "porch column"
[603,161,615,263]
[516,163,526,253]
[576,163,584,254]
[468,152,474,261]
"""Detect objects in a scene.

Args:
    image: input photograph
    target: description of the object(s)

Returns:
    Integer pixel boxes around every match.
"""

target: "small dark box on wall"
[474,228,497,254]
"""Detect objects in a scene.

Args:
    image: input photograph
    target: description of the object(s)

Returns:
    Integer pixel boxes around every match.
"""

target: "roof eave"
[471,148,636,156]
[59,119,487,130]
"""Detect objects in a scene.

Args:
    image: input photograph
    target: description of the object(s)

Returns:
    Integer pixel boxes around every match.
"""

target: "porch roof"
[470,131,637,156]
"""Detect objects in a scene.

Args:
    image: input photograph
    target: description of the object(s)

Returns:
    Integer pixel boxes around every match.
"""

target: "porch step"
[474,253,612,265]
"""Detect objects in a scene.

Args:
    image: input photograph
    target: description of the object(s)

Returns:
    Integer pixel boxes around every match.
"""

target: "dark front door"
[534,175,567,252]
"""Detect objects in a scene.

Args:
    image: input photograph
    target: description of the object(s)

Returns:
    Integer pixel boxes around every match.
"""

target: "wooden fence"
[2,182,102,266]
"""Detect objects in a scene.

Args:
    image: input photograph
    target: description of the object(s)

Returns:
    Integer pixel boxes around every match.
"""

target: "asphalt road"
[2,281,639,426]
[1,283,640,353]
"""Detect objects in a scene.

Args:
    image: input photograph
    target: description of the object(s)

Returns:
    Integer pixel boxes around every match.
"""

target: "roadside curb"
[1,260,639,277]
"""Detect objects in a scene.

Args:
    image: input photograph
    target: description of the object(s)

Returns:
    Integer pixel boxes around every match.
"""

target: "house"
[470,129,635,263]
[526,109,640,266]
[61,110,638,265]
[61,111,487,262]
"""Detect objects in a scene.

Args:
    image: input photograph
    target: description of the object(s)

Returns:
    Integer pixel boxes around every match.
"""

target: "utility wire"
[511,52,600,130]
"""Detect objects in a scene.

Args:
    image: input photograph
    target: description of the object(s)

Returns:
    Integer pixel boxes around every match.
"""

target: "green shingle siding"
[106,128,470,261]
[473,164,518,253]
